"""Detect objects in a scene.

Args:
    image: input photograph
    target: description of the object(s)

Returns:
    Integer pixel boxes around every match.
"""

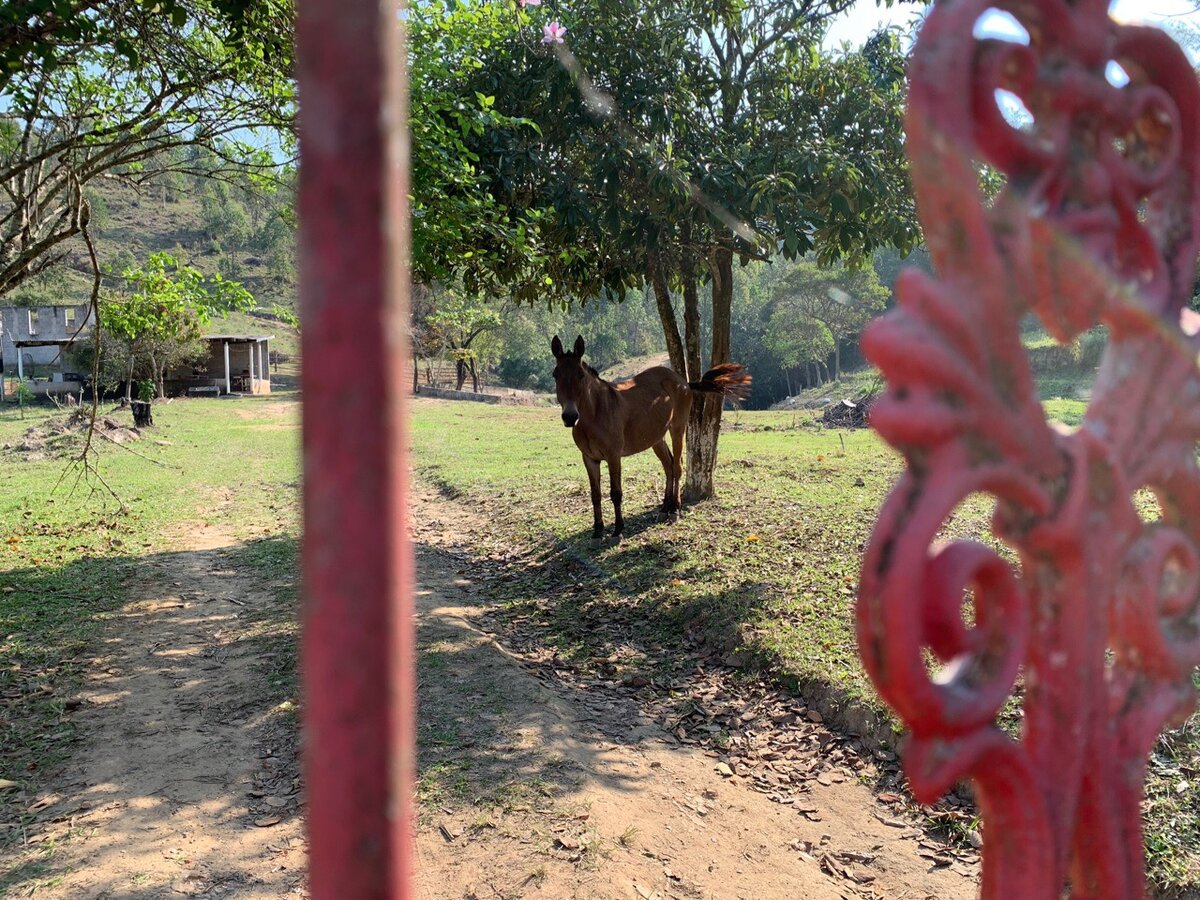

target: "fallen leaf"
[715,762,734,777]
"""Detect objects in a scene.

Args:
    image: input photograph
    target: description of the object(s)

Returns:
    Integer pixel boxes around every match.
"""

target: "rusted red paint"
[297,0,413,896]
[857,1,1200,896]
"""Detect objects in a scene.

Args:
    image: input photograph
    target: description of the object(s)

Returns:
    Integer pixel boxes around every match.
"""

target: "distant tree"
[427,287,502,392]
[201,189,252,249]
[102,252,254,401]
[765,310,835,389]
[770,259,889,381]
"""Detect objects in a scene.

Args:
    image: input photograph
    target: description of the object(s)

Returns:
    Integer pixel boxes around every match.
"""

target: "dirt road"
[412,486,977,900]
[3,484,976,900]
[4,527,305,899]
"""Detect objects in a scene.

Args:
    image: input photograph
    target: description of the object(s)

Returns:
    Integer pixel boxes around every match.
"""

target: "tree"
[0,0,292,94]
[426,287,502,392]
[442,0,920,499]
[769,259,889,381]
[0,1,295,298]
[765,307,835,388]
[101,251,254,400]
[409,2,554,300]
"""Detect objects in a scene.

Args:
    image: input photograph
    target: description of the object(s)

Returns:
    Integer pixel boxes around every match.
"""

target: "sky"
[823,0,1200,48]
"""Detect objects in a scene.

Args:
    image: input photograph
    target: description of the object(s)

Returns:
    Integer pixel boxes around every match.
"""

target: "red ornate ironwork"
[297,0,413,897]
[857,1,1200,896]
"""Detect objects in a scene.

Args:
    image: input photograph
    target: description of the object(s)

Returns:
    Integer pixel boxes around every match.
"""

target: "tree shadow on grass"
[413,539,657,819]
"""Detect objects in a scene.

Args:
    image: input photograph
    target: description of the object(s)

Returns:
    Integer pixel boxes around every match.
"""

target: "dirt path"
[9,527,305,899]
[6,482,977,900]
[412,486,977,900]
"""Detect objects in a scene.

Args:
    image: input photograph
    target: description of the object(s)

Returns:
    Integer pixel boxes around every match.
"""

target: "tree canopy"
[0,0,295,298]
[410,0,922,496]
[100,251,254,399]
[0,0,292,93]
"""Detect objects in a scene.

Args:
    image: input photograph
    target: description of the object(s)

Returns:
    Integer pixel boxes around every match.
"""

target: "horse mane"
[583,361,616,392]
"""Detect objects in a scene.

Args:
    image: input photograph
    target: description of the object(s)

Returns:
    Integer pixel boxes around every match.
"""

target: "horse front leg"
[608,456,624,540]
[583,455,604,539]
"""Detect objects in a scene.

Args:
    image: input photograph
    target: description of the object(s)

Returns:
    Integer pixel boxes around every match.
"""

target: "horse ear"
[573,335,585,357]
[551,335,563,358]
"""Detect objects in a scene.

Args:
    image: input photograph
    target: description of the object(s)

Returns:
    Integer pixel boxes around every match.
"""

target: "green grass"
[410,396,1200,895]
[411,399,970,705]
[0,393,300,829]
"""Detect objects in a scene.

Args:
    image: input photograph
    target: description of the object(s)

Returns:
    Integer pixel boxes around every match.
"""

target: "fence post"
[857,2,1200,896]
[297,0,413,897]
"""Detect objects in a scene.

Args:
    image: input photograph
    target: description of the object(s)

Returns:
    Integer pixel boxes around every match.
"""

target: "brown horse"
[551,335,751,539]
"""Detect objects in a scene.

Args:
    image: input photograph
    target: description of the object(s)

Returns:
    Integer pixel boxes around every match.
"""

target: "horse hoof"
[591,528,604,541]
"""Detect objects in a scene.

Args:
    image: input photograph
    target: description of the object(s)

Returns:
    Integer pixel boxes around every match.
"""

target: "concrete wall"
[1,304,95,378]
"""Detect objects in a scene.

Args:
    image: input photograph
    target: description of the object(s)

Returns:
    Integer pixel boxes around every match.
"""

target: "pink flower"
[519,0,542,6]
[542,21,566,44]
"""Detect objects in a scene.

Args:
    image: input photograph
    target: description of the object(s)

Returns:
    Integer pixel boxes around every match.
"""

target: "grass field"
[410,396,1199,892]
[1,389,1196,892]
[0,394,300,818]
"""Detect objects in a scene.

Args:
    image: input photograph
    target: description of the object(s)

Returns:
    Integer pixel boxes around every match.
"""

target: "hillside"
[4,180,300,364]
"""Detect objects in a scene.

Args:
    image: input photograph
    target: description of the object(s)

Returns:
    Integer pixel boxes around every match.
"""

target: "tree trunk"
[455,359,466,391]
[648,243,686,376]
[125,358,135,405]
[834,340,841,382]
[683,247,734,502]
[131,400,153,428]
[468,358,479,393]
[785,367,792,396]
[412,349,419,394]
[681,228,703,381]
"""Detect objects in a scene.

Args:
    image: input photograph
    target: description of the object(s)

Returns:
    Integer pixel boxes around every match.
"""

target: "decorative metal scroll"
[856,1,1200,896]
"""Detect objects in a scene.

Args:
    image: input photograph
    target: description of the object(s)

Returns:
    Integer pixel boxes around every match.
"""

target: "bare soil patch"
[5,409,141,462]
[1,528,305,898]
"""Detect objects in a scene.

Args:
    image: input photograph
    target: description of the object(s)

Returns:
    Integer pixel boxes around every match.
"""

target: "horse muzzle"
[562,412,579,428]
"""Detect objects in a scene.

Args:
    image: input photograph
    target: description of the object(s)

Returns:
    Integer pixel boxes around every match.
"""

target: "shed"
[165,334,272,396]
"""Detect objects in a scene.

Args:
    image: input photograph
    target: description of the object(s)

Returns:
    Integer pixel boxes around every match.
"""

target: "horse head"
[551,334,587,427]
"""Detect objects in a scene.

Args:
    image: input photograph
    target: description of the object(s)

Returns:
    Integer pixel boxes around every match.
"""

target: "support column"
[223,341,231,394]
[17,351,24,382]
[261,342,269,386]
[249,339,257,391]
[298,0,412,897]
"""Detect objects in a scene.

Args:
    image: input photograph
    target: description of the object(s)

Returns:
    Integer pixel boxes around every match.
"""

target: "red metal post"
[297,0,413,897]
[858,1,1200,896]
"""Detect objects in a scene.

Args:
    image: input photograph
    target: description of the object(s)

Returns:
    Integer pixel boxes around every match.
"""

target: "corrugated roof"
[202,335,272,341]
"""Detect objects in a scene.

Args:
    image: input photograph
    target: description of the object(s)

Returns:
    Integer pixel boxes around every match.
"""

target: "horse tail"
[688,363,751,403]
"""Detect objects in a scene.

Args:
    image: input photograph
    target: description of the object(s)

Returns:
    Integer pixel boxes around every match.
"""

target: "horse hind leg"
[667,422,685,515]
[651,440,674,515]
